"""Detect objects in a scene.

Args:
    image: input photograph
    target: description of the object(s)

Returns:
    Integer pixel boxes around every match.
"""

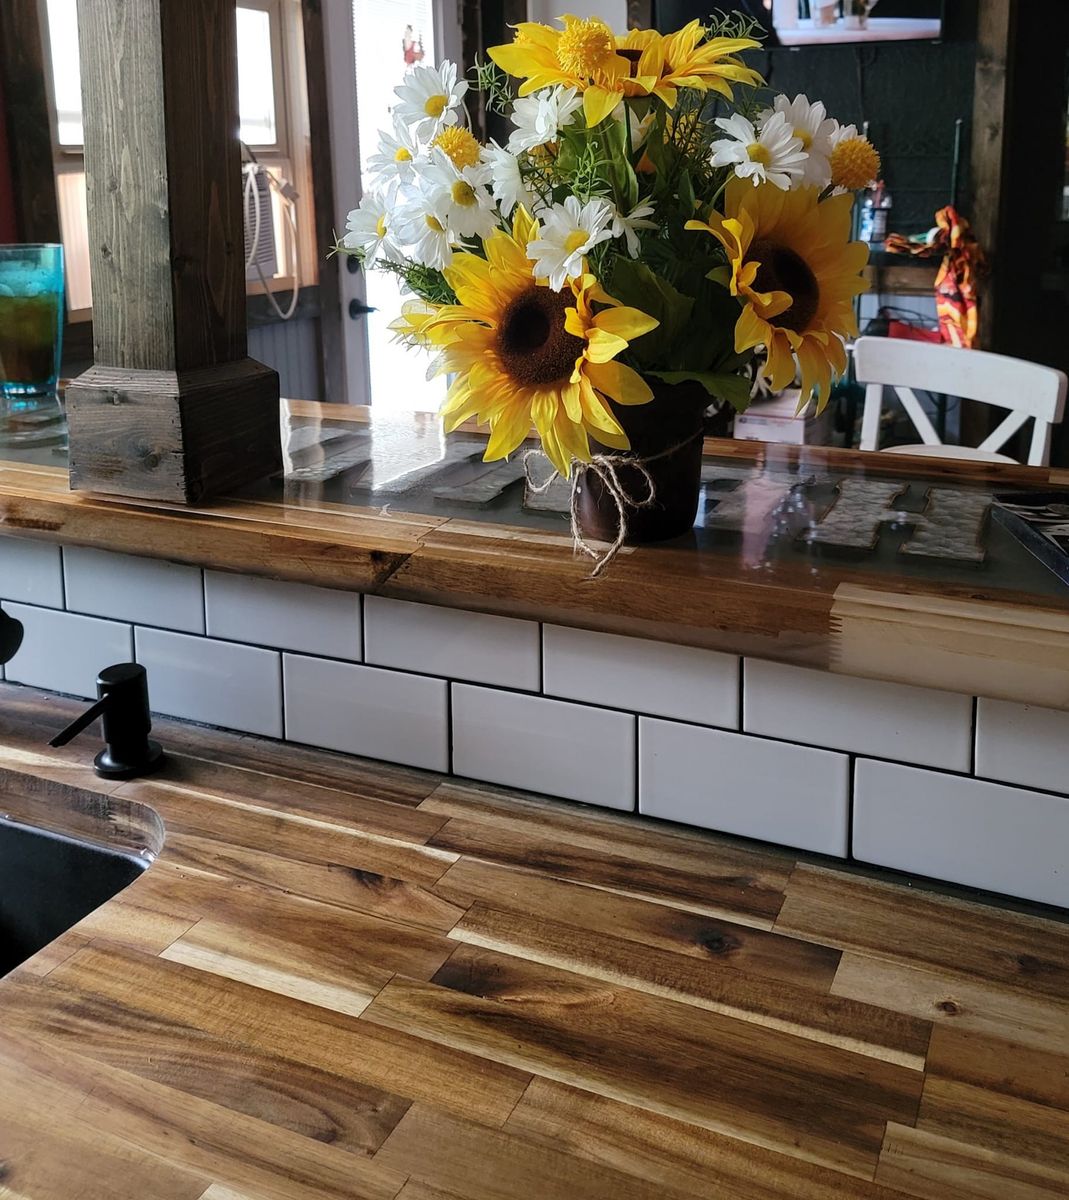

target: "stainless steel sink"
[0,816,149,976]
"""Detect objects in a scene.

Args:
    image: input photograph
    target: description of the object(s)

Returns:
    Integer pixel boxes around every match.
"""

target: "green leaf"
[607,259,694,368]
[647,370,753,412]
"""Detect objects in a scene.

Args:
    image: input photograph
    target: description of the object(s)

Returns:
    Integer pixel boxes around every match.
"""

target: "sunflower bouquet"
[341,12,877,545]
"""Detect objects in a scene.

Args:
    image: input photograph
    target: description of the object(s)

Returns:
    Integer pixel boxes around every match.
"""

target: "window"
[37,0,315,317]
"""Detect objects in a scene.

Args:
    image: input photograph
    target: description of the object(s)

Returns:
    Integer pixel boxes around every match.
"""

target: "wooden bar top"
[2,401,1069,708]
[2,683,1069,1198]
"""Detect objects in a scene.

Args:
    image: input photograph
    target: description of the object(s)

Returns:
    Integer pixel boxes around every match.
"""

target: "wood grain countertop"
[3,402,1069,708]
[1,682,1068,1199]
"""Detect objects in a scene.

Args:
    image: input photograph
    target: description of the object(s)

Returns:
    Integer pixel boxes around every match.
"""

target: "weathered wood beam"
[66,0,280,504]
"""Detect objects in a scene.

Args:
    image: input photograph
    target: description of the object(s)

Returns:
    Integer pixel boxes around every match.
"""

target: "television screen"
[653,2,943,48]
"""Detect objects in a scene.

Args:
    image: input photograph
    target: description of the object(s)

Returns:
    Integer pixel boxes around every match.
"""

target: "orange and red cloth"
[884,206,986,349]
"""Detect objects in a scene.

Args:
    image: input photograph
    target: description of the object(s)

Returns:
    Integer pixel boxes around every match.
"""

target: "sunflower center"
[556,18,616,76]
[749,239,820,334]
[424,94,449,118]
[451,179,478,207]
[746,142,772,166]
[497,287,583,386]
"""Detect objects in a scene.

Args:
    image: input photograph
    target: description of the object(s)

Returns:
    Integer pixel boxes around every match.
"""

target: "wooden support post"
[66,0,281,505]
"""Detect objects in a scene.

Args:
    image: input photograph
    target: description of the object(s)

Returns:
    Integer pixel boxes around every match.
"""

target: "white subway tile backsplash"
[0,539,64,608]
[853,759,1069,908]
[639,718,849,857]
[452,683,634,810]
[136,628,282,737]
[206,572,362,660]
[365,596,539,690]
[5,603,132,698]
[64,546,204,633]
[543,625,739,727]
[284,653,448,772]
[975,698,1069,794]
[744,659,973,771]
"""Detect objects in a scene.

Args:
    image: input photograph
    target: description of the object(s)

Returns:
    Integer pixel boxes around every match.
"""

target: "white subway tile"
[543,625,739,727]
[206,572,362,659]
[639,718,849,857]
[136,628,281,737]
[854,759,1069,908]
[0,539,64,608]
[744,659,973,771]
[5,603,132,699]
[975,698,1069,794]
[365,596,539,690]
[452,683,634,810]
[284,654,448,772]
[64,546,204,633]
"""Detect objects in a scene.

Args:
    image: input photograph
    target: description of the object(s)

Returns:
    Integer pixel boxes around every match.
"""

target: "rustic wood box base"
[66,358,282,505]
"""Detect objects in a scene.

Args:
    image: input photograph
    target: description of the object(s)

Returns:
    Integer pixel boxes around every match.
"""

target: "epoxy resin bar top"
[2,399,1069,708]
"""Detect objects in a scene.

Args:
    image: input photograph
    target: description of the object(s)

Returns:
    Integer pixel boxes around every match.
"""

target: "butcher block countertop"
[2,683,1069,1199]
[3,402,1069,708]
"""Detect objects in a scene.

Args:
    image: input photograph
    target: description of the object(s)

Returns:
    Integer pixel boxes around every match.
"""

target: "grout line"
[846,754,856,860]
[446,680,454,776]
[737,656,745,731]
[970,695,978,776]
[632,714,641,815]
[199,568,208,636]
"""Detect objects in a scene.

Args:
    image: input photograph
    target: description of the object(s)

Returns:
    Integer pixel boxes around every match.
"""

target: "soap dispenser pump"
[50,663,165,780]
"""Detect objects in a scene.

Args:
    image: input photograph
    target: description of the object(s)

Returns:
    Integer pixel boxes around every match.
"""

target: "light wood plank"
[449,902,928,1069]
[777,865,1069,999]
[876,1123,1068,1200]
[364,944,923,1178]
[506,1077,918,1200]
[832,953,1069,1055]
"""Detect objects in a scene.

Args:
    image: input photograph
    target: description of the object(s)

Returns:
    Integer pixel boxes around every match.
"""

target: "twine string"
[523,431,702,579]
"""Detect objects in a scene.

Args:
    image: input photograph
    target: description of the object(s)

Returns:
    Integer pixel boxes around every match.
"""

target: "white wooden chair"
[854,336,1068,467]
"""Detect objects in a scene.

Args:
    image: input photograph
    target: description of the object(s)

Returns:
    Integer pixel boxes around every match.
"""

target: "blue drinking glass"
[0,244,65,409]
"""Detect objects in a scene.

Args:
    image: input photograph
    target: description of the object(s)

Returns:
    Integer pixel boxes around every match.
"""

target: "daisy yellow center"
[394,147,413,162]
[375,215,387,238]
[497,286,583,387]
[433,126,481,169]
[795,129,813,151]
[746,142,772,166]
[556,18,616,76]
[564,229,589,255]
[426,214,445,233]
[450,179,478,207]
[748,239,820,334]
[424,94,449,119]
[830,137,881,190]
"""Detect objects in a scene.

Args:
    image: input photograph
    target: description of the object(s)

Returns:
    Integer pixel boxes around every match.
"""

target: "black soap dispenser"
[50,663,165,780]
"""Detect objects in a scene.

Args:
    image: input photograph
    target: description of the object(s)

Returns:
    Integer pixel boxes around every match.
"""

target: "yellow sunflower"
[489,16,648,127]
[645,21,763,107]
[686,179,868,407]
[421,208,659,476]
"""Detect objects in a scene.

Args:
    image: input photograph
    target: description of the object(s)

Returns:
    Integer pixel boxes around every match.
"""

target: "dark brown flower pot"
[574,378,710,546]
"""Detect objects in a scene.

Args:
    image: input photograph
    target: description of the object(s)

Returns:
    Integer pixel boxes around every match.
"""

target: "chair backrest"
[854,336,1068,466]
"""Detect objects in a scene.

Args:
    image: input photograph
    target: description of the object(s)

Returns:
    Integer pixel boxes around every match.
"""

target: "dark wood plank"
[434,857,837,984]
[48,943,532,1127]
[777,865,1069,1000]
[448,902,928,1069]
[364,944,924,1178]
[506,1077,919,1200]
[424,781,794,925]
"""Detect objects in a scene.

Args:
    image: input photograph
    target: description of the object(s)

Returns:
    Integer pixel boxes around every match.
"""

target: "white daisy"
[367,115,421,187]
[527,196,615,291]
[393,186,455,270]
[710,111,808,191]
[830,122,860,147]
[484,140,536,217]
[342,192,400,265]
[393,60,468,141]
[507,85,582,153]
[419,150,498,240]
[763,94,836,188]
[611,201,657,258]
